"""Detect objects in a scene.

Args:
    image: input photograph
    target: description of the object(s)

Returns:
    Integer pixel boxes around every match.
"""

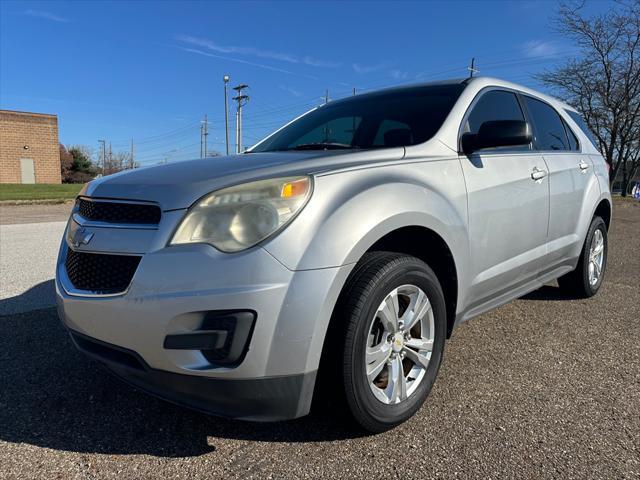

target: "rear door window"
[523,96,570,151]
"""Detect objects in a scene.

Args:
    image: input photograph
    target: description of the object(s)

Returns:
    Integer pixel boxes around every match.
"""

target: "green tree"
[63,145,98,183]
[59,144,74,183]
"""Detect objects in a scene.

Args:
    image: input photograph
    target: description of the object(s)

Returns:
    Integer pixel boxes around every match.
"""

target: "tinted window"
[465,90,525,134]
[251,84,465,152]
[524,96,569,151]
[563,119,580,151]
[566,110,599,149]
[295,116,362,146]
[373,119,412,146]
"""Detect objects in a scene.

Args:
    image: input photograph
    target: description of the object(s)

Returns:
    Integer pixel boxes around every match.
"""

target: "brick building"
[0,109,61,184]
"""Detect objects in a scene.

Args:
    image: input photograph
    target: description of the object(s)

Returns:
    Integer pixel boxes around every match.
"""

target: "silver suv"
[56,77,611,432]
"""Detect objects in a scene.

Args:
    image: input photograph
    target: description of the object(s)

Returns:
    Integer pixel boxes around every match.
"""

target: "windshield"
[251,83,466,153]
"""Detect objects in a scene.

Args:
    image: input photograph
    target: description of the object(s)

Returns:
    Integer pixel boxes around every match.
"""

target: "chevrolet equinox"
[56,77,612,432]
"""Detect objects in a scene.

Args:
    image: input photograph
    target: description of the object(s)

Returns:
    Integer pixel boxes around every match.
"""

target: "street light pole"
[223,75,230,155]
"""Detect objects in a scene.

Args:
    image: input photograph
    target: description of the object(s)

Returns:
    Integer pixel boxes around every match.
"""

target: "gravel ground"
[0,202,73,225]
[0,200,638,479]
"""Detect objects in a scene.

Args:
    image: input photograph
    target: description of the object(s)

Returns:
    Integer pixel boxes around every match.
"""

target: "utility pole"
[108,142,112,174]
[98,139,106,176]
[468,57,479,78]
[232,84,249,154]
[130,138,135,169]
[325,89,330,104]
[223,75,230,155]
[353,87,356,96]
[203,114,209,157]
[200,123,203,158]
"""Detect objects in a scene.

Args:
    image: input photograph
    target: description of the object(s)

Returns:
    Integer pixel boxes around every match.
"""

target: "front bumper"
[68,329,316,421]
[56,224,351,420]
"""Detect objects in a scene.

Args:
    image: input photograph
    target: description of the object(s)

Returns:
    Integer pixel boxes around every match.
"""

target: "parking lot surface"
[0,199,638,479]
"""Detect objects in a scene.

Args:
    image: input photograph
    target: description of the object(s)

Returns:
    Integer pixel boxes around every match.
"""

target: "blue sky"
[0,0,612,165]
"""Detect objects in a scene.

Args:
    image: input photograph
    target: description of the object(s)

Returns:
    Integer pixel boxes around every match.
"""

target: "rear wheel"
[558,216,608,298]
[338,252,446,432]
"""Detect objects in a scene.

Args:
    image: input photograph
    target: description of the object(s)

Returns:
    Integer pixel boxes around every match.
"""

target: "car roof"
[465,76,575,112]
[332,76,575,113]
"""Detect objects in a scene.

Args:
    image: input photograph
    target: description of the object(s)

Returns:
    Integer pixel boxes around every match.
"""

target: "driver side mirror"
[461,120,532,154]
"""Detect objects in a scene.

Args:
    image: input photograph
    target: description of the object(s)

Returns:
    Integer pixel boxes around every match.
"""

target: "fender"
[264,160,469,275]
[262,159,470,375]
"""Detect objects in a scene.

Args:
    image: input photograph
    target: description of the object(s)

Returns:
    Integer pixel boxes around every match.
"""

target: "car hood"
[82,148,405,210]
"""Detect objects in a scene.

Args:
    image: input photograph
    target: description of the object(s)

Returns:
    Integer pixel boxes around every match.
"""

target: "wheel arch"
[594,198,612,230]
[365,226,459,338]
[312,224,460,411]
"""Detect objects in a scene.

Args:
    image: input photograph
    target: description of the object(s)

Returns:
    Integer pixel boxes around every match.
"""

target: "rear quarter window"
[562,119,580,151]
[565,110,599,150]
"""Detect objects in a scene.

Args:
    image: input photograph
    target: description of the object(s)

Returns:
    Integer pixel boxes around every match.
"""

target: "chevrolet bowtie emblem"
[71,227,94,248]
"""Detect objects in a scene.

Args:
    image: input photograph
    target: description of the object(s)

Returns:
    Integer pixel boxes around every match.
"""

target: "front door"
[459,89,550,307]
[20,158,35,184]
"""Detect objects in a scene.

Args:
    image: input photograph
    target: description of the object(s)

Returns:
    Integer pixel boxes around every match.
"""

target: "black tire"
[336,252,447,433]
[558,216,608,298]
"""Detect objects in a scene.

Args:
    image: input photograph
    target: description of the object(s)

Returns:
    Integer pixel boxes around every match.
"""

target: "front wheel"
[558,216,608,298]
[338,252,446,432]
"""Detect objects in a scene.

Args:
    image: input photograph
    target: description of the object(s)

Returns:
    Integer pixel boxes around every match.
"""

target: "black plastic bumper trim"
[67,329,316,421]
[163,330,228,350]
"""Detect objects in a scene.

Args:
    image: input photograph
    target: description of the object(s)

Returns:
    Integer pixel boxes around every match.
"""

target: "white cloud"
[23,9,69,22]
[522,40,559,58]
[175,46,318,80]
[279,85,302,97]
[390,69,409,80]
[352,63,389,74]
[176,35,340,68]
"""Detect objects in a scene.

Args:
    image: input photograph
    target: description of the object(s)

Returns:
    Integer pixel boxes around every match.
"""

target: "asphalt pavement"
[0,221,66,315]
[0,199,638,479]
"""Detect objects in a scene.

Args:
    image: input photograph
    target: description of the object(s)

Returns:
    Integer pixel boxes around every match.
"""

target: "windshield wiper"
[289,142,358,151]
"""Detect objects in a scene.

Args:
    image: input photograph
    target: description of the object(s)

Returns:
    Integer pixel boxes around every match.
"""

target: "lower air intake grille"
[65,249,141,294]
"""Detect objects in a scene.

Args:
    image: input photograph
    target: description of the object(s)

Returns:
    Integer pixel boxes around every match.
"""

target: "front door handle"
[531,167,548,181]
[579,161,590,171]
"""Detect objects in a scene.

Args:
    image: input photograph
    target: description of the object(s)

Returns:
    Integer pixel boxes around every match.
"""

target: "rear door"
[521,96,595,270]
[458,89,550,307]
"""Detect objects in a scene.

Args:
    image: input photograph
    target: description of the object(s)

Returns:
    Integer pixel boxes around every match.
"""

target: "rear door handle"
[531,167,548,181]
[579,161,590,171]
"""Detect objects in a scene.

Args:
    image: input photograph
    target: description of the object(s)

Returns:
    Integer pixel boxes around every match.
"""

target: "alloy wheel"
[365,284,435,404]
[588,228,605,286]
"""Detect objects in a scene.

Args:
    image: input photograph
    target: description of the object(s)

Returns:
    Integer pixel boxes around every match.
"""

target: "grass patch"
[0,184,84,201]
[613,195,640,206]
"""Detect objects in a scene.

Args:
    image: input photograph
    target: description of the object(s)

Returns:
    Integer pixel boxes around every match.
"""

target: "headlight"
[170,176,312,252]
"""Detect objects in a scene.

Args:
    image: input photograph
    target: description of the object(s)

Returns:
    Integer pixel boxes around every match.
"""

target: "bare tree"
[538,0,640,195]
[104,151,138,175]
